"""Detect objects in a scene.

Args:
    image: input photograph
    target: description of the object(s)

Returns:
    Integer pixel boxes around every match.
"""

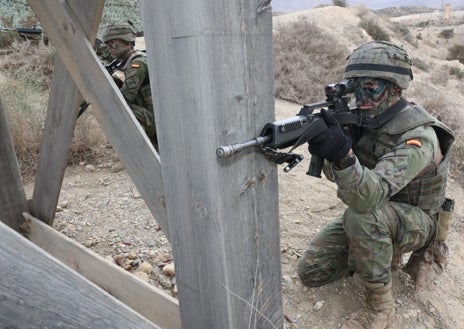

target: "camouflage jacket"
[324,98,454,215]
[120,51,153,114]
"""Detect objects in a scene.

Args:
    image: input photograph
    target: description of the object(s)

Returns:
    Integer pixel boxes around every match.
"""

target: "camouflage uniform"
[298,39,455,329]
[120,51,157,150]
[102,21,158,150]
[298,101,454,285]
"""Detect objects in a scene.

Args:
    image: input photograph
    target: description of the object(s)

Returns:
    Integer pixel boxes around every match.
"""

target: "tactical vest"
[353,102,454,214]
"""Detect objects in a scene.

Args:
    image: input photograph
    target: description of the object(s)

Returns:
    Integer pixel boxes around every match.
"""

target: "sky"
[271,0,463,13]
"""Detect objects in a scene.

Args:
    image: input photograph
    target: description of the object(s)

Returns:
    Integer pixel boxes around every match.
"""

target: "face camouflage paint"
[355,78,388,103]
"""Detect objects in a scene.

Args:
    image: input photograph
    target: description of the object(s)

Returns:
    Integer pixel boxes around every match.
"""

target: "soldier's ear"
[393,85,402,94]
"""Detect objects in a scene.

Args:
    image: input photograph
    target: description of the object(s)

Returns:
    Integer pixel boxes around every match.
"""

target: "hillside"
[17,5,464,329]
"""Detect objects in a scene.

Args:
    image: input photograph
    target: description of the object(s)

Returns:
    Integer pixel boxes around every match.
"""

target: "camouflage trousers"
[297,202,436,286]
[129,104,158,151]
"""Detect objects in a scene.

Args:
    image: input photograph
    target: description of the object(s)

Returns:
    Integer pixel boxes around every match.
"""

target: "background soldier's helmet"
[343,40,413,89]
[102,21,136,43]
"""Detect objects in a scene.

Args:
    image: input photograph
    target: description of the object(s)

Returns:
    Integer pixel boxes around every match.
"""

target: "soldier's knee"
[297,256,321,287]
[343,207,376,235]
[297,252,347,287]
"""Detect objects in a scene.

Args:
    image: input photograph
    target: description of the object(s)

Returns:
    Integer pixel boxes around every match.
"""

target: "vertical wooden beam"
[0,97,28,231]
[31,0,104,225]
[142,1,283,328]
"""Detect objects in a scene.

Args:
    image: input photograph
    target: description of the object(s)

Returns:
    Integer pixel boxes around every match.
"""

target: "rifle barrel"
[216,135,272,158]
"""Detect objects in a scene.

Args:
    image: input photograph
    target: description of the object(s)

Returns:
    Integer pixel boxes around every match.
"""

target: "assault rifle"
[77,57,123,118]
[2,24,43,39]
[216,79,358,178]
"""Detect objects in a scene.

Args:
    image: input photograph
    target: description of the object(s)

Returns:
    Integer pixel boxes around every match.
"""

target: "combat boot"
[403,242,447,291]
[341,280,395,329]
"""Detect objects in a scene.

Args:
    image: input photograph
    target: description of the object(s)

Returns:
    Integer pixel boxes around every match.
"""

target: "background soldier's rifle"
[2,24,44,42]
[216,79,360,177]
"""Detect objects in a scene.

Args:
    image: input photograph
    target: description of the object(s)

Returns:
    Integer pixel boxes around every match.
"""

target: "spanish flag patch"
[131,63,140,68]
[406,139,422,148]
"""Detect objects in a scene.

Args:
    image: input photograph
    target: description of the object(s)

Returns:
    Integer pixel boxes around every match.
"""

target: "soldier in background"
[298,41,455,329]
[101,20,158,151]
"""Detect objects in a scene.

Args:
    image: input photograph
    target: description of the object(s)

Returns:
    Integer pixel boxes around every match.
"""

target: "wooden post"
[0,96,28,231]
[142,1,283,328]
[31,0,105,225]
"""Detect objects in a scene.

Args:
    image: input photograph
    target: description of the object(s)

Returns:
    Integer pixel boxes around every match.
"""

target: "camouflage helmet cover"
[102,21,136,43]
[343,41,413,89]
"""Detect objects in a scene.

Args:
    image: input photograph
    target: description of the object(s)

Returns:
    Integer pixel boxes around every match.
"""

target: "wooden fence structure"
[0,0,283,328]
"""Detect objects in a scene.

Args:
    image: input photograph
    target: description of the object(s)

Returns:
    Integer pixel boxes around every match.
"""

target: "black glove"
[307,109,351,163]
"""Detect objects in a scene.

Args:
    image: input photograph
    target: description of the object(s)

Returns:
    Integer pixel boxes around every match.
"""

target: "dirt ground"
[24,97,464,329]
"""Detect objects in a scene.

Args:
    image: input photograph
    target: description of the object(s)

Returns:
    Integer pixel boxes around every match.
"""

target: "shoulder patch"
[131,63,140,68]
[406,139,422,148]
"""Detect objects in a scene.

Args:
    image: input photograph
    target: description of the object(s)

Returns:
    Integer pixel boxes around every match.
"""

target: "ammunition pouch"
[436,198,454,242]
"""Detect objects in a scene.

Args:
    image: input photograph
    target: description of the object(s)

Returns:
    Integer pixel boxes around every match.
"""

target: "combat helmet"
[102,20,136,43]
[343,41,413,89]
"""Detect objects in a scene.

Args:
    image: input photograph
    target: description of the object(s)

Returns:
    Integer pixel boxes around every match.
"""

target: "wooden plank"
[28,0,170,239]
[0,219,161,328]
[0,96,28,231]
[22,212,182,329]
[32,0,104,225]
[142,1,283,328]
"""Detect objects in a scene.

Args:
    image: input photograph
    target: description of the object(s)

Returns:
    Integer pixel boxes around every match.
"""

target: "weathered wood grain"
[0,219,161,328]
[22,212,182,329]
[0,97,28,231]
[142,1,283,328]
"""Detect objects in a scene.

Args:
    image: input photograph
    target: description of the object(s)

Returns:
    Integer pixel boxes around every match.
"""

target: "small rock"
[137,261,153,274]
[111,161,125,173]
[314,301,324,310]
[162,262,176,276]
[133,271,149,283]
[84,240,95,248]
[85,164,96,172]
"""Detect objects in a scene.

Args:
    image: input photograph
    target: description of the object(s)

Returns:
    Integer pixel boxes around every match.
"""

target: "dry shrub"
[407,84,464,176]
[430,68,449,86]
[273,18,348,104]
[72,110,110,164]
[359,18,390,41]
[0,40,54,90]
[447,44,464,64]
[0,41,109,177]
[0,79,47,178]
